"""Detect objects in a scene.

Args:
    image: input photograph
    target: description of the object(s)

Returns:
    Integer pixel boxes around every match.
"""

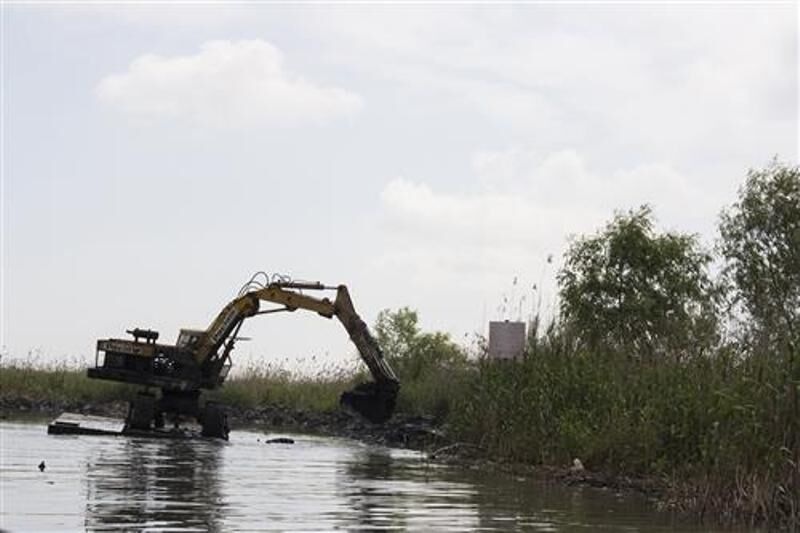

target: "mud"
[228,403,446,450]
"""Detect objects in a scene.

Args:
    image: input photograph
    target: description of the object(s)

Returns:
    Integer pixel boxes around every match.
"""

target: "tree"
[374,307,464,380]
[374,307,420,364]
[718,160,800,352]
[558,206,717,359]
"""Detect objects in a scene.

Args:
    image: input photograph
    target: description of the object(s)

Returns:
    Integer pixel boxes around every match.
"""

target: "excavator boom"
[197,282,399,423]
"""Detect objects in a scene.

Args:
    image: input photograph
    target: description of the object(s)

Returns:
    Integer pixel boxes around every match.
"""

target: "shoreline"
[5,394,792,530]
[1,397,667,501]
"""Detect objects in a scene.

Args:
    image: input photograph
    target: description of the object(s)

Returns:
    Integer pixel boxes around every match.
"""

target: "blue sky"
[1,3,797,371]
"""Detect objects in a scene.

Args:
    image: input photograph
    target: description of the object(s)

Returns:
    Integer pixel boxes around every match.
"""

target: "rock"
[38,460,45,472]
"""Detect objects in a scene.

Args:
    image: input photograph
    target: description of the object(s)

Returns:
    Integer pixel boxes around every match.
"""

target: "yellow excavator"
[87,274,400,439]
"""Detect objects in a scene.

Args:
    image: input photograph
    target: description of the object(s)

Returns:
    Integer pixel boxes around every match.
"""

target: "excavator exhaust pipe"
[340,382,399,424]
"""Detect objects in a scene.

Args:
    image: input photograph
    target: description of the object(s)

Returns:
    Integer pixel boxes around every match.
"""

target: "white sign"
[488,321,526,360]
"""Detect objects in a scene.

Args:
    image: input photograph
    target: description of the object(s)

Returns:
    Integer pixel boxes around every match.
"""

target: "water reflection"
[340,446,673,532]
[342,449,409,530]
[84,438,225,531]
[340,447,483,530]
[0,422,722,532]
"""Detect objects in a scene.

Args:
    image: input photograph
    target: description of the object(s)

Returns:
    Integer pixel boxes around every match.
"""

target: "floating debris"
[264,437,295,444]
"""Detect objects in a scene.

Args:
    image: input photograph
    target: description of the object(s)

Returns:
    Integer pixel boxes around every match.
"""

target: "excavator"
[87,274,400,440]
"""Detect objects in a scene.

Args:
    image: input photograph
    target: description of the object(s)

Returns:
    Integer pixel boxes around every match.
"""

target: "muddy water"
[1,420,728,531]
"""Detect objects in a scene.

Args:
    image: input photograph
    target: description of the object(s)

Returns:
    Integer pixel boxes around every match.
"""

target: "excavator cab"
[176,329,204,348]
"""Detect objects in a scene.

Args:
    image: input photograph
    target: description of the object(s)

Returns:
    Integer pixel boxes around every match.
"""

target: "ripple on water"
[1,421,729,531]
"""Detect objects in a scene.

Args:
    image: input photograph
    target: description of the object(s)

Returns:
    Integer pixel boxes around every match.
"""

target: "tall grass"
[445,334,799,529]
[0,356,133,405]
[0,356,358,413]
[209,361,357,413]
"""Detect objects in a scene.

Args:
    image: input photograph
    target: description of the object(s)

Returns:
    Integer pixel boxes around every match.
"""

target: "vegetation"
[449,338,797,528]
[447,161,798,529]
[2,161,797,528]
[558,205,718,359]
[374,307,469,418]
[719,160,800,353]
[381,160,799,529]
[0,356,353,414]
[209,362,353,413]
[0,357,134,406]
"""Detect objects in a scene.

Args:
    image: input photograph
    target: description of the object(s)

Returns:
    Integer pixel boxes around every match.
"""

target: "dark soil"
[227,403,447,450]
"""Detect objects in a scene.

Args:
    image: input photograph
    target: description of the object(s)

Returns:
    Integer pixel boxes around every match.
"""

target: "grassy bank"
[446,345,799,529]
[0,359,134,406]
[0,358,354,414]
[208,362,355,413]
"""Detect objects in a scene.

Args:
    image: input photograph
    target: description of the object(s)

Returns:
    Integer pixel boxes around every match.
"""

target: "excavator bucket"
[340,382,398,424]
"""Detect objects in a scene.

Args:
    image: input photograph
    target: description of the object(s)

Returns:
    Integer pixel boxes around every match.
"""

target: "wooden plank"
[47,413,125,436]
[46,412,206,440]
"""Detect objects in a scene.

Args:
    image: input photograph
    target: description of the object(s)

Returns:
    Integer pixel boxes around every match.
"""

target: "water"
[1,420,726,531]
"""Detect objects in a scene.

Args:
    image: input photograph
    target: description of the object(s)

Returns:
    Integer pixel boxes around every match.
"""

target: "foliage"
[0,356,134,405]
[374,307,420,367]
[558,205,718,359]
[448,339,798,529]
[719,160,800,353]
[210,361,354,413]
[374,307,468,417]
[375,307,466,380]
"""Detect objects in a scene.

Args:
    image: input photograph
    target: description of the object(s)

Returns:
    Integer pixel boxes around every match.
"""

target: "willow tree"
[558,206,718,360]
[719,160,800,353]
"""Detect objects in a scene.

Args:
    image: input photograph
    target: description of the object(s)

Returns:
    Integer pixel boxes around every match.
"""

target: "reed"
[208,360,357,413]
[445,336,799,530]
[0,356,132,404]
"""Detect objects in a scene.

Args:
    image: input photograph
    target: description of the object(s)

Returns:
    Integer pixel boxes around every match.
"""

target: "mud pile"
[228,404,447,450]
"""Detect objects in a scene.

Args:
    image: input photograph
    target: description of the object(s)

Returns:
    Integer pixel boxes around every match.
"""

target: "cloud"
[96,40,363,127]
[375,148,714,295]
[310,6,797,164]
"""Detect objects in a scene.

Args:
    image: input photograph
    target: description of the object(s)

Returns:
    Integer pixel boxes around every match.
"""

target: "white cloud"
[372,147,727,332]
[96,40,363,127]
[375,148,714,296]
[311,6,797,165]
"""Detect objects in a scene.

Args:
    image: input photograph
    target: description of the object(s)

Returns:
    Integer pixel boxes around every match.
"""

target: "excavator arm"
[195,281,399,423]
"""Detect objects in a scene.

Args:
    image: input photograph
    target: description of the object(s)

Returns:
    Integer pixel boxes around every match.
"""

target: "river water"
[1,420,734,531]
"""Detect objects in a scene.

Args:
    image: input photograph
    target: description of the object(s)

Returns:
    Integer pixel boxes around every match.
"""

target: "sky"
[1,2,798,373]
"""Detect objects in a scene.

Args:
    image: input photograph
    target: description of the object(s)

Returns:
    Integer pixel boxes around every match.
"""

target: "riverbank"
[1,419,702,532]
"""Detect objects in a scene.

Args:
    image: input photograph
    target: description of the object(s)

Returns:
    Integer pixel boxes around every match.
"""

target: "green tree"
[557,205,717,359]
[719,160,800,352]
[374,307,464,380]
[374,307,420,364]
